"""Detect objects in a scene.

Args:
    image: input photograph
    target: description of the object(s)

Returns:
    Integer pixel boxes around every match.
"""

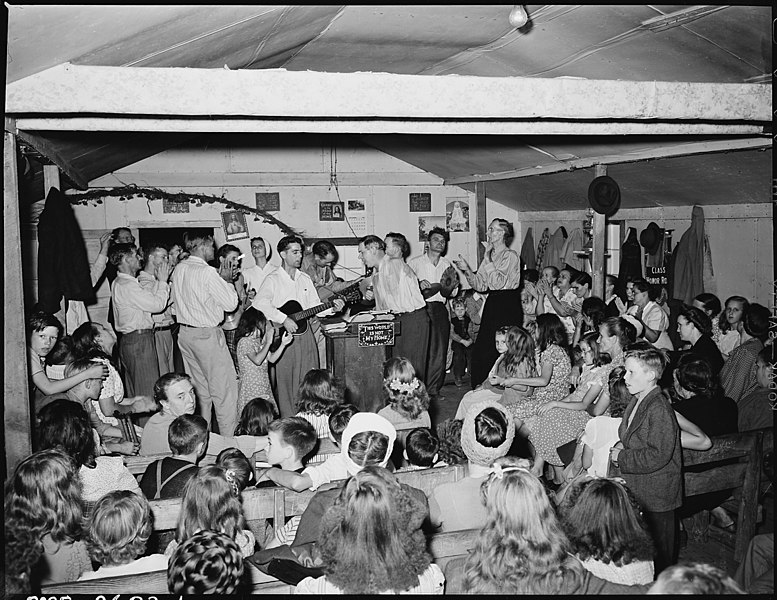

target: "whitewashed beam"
[445,137,772,184]
[11,117,766,136]
[6,64,771,122]
[89,171,443,188]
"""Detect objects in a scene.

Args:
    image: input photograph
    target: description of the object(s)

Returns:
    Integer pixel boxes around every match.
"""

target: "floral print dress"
[508,343,571,424]
[236,335,275,418]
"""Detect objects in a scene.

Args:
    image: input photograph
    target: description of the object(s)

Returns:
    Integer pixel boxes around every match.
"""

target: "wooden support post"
[43,163,61,197]
[4,129,32,478]
[591,165,607,298]
[476,181,486,267]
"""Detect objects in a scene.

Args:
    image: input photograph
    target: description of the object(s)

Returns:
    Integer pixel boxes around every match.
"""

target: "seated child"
[166,465,256,559]
[449,297,476,388]
[295,369,345,440]
[257,404,359,493]
[648,563,745,594]
[397,427,440,471]
[435,418,467,466]
[141,372,267,459]
[38,358,131,452]
[139,414,207,500]
[216,447,257,491]
[79,490,167,580]
[378,356,431,430]
[36,399,141,506]
[256,417,318,488]
[234,397,277,436]
[167,530,244,595]
[609,346,682,574]
[429,400,515,532]
[738,345,774,431]
[455,326,535,420]
[27,311,107,410]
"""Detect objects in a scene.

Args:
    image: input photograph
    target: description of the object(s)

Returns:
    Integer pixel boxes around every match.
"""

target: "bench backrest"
[681,428,767,561]
[148,462,467,535]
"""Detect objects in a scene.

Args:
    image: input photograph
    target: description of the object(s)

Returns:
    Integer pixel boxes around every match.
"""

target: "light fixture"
[508,5,529,28]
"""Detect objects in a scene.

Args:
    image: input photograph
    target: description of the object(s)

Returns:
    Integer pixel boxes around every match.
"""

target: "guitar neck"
[291,299,336,322]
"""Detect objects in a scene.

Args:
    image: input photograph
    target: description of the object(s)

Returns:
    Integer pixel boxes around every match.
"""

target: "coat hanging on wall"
[535,227,550,270]
[520,227,536,270]
[617,227,642,292]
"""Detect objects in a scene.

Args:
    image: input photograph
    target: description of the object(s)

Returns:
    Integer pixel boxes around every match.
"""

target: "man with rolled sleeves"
[171,232,239,434]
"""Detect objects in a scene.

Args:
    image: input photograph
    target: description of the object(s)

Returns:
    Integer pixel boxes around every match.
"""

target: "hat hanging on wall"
[587,176,621,217]
[639,222,665,256]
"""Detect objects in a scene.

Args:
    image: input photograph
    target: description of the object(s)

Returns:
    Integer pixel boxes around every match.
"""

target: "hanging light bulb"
[508,5,529,28]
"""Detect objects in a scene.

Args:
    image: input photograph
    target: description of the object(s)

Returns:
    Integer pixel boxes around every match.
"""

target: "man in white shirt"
[242,236,277,308]
[138,244,175,376]
[171,232,240,435]
[409,227,457,399]
[254,235,345,418]
[110,243,170,398]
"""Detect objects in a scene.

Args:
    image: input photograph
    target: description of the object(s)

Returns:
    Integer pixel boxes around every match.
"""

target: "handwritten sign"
[358,322,395,347]
[409,193,432,212]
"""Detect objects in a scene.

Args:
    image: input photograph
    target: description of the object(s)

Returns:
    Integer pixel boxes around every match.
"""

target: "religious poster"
[221,210,249,241]
[255,192,280,211]
[319,201,345,221]
[409,192,432,212]
[418,216,446,242]
[446,198,469,232]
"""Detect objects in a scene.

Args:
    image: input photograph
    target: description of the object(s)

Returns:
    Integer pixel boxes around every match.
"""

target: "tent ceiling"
[5,4,772,210]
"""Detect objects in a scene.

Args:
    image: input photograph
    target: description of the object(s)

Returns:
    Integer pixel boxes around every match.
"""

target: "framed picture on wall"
[320,202,345,221]
[256,192,280,211]
[446,198,469,232]
[409,193,432,212]
[221,210,249,241]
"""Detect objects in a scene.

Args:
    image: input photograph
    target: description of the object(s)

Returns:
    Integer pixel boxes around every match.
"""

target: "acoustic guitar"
[268,280,363,351]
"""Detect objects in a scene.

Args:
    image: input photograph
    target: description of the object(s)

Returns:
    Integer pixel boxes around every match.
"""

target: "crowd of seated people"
[6,222,774,595]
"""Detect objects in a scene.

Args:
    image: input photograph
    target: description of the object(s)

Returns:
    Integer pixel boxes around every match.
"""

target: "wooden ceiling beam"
[444,137,772,184]
[15,130,89,190]
[6,64,771,123]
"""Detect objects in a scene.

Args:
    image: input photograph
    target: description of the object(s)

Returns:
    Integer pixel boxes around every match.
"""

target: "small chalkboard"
[358,322,395,347]
[409,193,432,212]
[256,192,280,211]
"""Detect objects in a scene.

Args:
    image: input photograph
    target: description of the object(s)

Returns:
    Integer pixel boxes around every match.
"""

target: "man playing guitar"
[254,235,346,418]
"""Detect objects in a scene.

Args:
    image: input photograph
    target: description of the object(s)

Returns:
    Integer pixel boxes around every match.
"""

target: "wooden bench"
[41,527,482,595]
[681,428,768,561]
[146,463,467,536]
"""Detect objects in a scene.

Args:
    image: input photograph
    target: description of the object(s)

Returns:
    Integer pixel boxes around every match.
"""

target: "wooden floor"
[430,370,775,580]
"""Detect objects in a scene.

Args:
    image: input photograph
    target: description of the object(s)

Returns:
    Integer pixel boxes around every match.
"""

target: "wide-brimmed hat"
[639,222,664,255]
[587,176,621,217]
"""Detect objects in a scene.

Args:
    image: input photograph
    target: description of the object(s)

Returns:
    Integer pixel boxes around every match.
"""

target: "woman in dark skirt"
[454,219,523,389]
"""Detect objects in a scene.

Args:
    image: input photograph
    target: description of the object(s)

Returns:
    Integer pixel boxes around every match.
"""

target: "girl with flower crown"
[378,357,432,432]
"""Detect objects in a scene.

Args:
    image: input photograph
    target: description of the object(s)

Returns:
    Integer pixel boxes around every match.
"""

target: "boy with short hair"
[610,346,681,574]
[738,345,774,432]
[256,404,359,492]
[256,417,317,488]
[139,414,208,500]
[399,427,440,471]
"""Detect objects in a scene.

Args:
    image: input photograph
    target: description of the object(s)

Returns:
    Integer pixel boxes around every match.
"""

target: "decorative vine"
[65,184,304,238]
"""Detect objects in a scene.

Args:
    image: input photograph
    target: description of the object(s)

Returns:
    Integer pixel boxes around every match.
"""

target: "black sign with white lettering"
[358,322,395,347]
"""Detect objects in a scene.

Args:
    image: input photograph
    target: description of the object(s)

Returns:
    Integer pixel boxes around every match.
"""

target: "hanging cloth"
[536,227,550,270]
[36,187,96,313]
[702,231,716,296]
[617,227,642,290]
[560,227,585,272]
[520,227,536,270]
[544,227,567,272]
[670,205,706,304]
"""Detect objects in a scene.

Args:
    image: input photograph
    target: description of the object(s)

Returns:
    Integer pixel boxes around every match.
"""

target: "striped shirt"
[171,256,238,327]
[111,272,169,333]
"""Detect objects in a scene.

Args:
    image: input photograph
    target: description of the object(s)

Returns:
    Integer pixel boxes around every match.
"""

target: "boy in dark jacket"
[610,345,681,574]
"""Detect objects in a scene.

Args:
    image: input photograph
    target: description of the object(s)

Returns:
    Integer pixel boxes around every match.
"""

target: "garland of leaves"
[65,184,304,238]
